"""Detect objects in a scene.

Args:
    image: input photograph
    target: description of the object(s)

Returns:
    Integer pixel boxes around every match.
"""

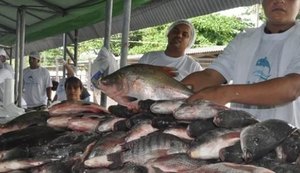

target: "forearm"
[65,64,74,77]
[46,88,52,100]
[181,68,226,92]
[225,74,300,106]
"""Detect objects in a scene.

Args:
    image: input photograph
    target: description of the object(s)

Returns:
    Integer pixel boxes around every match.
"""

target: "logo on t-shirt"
[248,57,271,84]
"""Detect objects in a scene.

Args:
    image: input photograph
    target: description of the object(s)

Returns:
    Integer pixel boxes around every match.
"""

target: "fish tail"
[107,152,124,169]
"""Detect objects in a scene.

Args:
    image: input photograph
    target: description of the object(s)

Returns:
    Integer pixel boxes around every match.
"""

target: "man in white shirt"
[182,0,300,128]
[23,51,52,111]
[139,19,203,81]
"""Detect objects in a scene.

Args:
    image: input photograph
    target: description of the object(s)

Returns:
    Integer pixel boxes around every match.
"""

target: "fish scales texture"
[240,119,295,163]
[174,100,229,120]
[98,64,193,110]
[213,109,259,128]
[120,132,189,165]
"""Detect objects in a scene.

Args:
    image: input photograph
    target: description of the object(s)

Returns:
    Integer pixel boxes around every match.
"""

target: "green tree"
[41,13,252,65]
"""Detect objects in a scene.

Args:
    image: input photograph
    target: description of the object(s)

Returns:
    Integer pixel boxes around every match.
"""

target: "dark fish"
[163,126,193,141]
[275,128,300,163]
[67,116,101,132]
[125,112,155,129]
[48,101,109,116]
[151,116,178,130]
[97,116,125,133]
[0,147,29,161]
[97,64,193,110]
[0,158,58,173]
[213,109,259,128]
[188,128,241,159]
[219,141,244,163]
[173,100,229,120]
[187,118,217,138]
[146,153,208,172]
[181,162,275,173]
[84,132,189,168]
[150,99,185,114]
[84,163,148,173]
[108,104,136,118]
[88,131,128,158]
[240,119,295,163]
[0,126,64,150]
[138,99,156,112]
[0,111,48,135]
[253,156,300,173]
[125,120,158,142]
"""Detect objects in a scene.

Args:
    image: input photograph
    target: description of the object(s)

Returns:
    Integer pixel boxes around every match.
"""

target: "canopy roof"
[0,0,260,54]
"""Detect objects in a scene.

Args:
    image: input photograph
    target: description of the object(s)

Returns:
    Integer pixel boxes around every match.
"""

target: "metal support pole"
[74,29,78,67]
[100,0,113,107]
[16,7,26,107]
[62,33,67,78]
[120,0,132,68]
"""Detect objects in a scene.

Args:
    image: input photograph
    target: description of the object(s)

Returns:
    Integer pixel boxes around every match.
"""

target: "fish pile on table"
[0,64,300,173]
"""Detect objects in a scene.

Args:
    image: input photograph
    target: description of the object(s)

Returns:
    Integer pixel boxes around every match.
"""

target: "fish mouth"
[242,150,253,163]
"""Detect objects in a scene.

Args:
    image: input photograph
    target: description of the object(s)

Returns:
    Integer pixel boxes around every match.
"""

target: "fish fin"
[107,152,124,169]
[159,66,178,77]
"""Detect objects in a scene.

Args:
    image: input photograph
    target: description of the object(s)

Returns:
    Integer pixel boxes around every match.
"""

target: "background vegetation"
[40,12,255,66]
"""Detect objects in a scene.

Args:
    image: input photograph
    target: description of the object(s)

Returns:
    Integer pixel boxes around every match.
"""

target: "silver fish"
[97,64,193,110]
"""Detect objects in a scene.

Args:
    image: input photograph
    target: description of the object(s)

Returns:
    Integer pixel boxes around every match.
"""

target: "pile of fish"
[0,64,300,173]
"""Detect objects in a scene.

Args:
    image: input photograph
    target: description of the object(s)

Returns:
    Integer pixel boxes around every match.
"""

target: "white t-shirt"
[138,51,203,81]
[0,68,14,103]
[23,67,52,108]
[209,22,300,127]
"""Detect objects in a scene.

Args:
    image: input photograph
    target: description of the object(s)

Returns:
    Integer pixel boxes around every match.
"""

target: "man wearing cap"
[138,19,203,81]
[23,51,52,111]
[0,48,14,104]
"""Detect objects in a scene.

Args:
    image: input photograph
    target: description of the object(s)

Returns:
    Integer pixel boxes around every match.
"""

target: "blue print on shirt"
[248,57,271,83]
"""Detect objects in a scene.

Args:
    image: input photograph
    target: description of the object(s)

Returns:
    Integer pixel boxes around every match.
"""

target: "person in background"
[138,19,203,81]
[53,58,90,102]
[23,51,52,111]
[0,68,13,105]
[182,0,300,128]
[64,76,86,102]
[0,48,14,75]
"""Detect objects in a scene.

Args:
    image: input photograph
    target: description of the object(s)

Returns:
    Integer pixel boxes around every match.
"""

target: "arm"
[46,87,52,101]
[181,68,226,92]
[65,64,75,77]
[188,73,300,106]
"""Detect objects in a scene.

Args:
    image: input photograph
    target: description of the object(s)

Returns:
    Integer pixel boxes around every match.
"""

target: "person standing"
[23,51,52,111]
[182,0,300,128]
[0,48,14,75]
[138,19,203,81]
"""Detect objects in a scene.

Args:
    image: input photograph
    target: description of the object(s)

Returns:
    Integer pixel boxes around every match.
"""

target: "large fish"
[84,132,189,168]
[240,119,295,163]
[96,64,193,110]
[48,101,109,116]
[0,111,48,135]
[188,128,241,160]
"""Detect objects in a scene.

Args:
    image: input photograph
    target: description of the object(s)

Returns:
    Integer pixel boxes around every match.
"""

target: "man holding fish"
[182,0,300,128]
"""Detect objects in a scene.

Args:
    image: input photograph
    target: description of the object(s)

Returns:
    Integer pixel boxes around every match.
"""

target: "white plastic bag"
[91,47,119,89]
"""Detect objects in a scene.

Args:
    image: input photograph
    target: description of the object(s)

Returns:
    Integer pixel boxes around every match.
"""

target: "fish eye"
[253,137,260,145]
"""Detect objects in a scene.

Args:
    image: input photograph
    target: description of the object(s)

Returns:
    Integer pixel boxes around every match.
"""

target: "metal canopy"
[0,0,260,55]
